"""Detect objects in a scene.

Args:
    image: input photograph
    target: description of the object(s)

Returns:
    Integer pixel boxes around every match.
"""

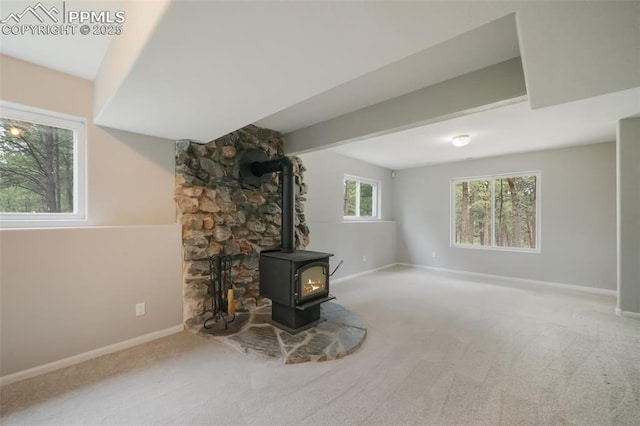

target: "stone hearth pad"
[197,302,366,364]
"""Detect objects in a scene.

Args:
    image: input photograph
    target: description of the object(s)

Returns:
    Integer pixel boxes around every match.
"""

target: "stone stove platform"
[197,302,366,364]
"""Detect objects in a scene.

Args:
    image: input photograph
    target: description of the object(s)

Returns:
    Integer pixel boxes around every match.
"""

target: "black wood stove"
[240,150,337,332]
[260,249,334,330]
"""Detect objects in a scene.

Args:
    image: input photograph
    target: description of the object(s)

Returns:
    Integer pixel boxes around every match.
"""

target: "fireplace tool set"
[203,254,237,330]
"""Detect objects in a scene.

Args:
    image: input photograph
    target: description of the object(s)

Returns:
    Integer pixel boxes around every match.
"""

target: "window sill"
[452,243,541,254]
[342,217,385,223]
[0,223,180,232]
[0,216,88,229]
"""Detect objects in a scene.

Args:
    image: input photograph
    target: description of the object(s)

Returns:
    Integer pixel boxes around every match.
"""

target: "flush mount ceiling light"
[451,134,470,147]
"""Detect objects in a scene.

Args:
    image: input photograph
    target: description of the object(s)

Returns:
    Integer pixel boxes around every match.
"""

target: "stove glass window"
[300,265,327,299]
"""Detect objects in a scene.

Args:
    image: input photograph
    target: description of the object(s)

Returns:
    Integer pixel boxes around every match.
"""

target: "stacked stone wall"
[175,125,309,328]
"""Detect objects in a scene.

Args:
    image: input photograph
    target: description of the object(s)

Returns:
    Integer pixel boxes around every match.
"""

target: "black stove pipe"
[250,157,295,253]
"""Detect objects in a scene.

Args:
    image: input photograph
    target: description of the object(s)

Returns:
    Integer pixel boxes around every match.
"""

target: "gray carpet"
[1,266,639,425]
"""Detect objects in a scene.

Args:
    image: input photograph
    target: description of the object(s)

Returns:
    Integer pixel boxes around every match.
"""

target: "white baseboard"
[396,263,617,297]
[616,308,640,319]
[0,324,184,387]
[331,263,398,284]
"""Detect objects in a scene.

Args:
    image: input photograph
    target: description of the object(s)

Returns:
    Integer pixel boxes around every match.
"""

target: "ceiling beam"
[284,58,527,154]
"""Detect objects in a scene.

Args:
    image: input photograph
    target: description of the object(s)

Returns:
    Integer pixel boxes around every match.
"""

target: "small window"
[0,102,86,226]
[343,175,379,219]
[452,172,540,252]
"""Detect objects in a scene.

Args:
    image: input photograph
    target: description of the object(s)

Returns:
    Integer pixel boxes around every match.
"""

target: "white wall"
[0,56,181,378]
[394,142,617,291]
[298,150,396,279]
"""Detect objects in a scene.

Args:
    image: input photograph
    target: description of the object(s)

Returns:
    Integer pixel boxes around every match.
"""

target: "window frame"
[343,174,381,221]
[450,171,541,253]
[0,101,87,227]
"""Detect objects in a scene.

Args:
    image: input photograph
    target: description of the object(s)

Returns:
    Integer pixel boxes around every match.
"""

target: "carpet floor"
[1,265,639,425]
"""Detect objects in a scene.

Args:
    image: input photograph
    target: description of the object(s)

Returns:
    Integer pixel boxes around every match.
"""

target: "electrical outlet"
[362,255,366,262]
[432,251,437,258]
[136,302,145,316]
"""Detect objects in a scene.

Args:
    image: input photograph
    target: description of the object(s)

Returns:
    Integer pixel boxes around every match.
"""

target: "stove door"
[296,262,329,303]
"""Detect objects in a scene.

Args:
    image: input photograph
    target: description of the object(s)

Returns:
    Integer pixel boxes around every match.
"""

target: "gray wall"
[393,142,617,290]
[617,118,640,314]
[298,150,396,279]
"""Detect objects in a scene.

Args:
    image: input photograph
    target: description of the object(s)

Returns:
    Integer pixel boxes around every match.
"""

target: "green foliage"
[0,117,74,213]
[343,178,376,218]
[344,180,356,216]
[359,183,373,216]
[495,176,537,248]
[455,180,491,246]
[455,175,537,249]
[0,185,44,212]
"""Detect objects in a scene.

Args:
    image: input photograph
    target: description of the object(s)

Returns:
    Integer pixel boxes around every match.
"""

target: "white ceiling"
[255,14,520,133]
[0,1,639,170]
[94,1,523,142]
[330,87,640,170]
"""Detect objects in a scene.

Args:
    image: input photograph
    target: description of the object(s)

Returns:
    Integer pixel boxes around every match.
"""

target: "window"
[0,102,86,226]
[451,172,540,251]
[343,175,379,219]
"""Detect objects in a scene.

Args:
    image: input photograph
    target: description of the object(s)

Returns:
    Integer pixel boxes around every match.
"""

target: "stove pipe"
[249,156,295,253]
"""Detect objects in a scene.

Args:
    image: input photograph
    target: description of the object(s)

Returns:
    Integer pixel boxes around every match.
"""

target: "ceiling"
[255,14,520,134]
[0,1,638,170]
[330,88,640,170]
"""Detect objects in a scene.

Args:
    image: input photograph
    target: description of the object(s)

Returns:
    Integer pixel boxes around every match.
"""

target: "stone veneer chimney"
[175,125,310,330]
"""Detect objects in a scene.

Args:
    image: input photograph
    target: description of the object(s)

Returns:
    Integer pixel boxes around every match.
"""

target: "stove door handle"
[329,260,344,277]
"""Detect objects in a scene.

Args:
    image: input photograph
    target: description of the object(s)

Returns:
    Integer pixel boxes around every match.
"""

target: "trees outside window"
[0,102,86,225]
[343,175,379,219]
[452,173,539,251]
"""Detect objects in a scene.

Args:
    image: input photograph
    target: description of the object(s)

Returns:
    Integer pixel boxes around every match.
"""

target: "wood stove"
[240,150,337,332]
[260,249,334,330]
